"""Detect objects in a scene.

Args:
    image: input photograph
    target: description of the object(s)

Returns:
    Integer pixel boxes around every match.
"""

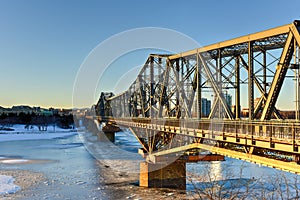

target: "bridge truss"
[96,20,300,173]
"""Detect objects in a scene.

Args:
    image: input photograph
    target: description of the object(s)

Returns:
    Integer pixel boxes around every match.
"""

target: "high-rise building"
[201,98,211,117]
[224,93,232,108]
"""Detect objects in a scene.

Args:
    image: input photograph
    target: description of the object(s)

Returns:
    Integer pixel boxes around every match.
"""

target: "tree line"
[0,112,74,129]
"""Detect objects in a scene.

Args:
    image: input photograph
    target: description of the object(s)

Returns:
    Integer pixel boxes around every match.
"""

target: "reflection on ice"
[187,159,300,199]
[0,159,29,164]
[208,161,222,181]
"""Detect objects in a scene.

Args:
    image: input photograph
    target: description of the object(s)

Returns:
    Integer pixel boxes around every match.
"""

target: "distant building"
[201,98,211,117]
[0,105,59,116]
[224,93,232,108]
[242,108,249,117]
[12,105,32,113]
[40,109,53,116]
[58,108,73,116]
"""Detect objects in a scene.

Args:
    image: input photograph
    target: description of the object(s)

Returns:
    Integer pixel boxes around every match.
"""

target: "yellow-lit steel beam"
[260,32,294,120]
[260,21,300,120]
[169,24,291,60]
[150,143,300,174]
[291,21,300,45]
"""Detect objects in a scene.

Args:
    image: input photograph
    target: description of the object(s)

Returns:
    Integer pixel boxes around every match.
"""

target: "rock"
[126,194,136,199]
[76,181,86,185]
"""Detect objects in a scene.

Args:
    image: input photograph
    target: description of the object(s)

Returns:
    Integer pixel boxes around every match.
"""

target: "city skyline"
[1,1,299,109]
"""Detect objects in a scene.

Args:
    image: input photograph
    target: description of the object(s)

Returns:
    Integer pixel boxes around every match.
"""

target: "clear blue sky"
[0,0,299,109]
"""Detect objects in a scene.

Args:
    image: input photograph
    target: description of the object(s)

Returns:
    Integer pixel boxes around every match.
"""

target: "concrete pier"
[100,123,120,142]
[102,131,115,142]
[140,160,186,190]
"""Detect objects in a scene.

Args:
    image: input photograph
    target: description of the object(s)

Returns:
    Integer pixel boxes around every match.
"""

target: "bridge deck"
[98,117,300,174]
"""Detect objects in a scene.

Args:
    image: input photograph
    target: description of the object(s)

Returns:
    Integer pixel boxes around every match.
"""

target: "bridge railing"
[101,116,300,142]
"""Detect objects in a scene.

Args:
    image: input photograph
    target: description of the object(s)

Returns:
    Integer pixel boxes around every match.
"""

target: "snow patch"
[0,131,77,142]
[0,175,20,195]
[0,159,29,164]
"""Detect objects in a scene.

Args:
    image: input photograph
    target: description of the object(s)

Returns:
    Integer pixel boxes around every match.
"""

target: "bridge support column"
[140,160,186,190]
[83,118,99,135]
[293,155,300,164]
[99,123,120,142]
[101,131,115,142]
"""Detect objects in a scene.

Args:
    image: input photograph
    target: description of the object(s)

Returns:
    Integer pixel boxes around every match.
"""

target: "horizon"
[1,1,300,109]
[0,104,82,110]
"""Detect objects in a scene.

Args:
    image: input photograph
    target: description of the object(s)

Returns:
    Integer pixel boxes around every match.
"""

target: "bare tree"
[187,161,300,200]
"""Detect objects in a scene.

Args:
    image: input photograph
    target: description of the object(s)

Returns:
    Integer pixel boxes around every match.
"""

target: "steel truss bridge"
[96,20,300,174]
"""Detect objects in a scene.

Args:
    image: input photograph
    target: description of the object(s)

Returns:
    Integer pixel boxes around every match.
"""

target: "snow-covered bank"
[0,175,20,195]
[0,124,74,134]
[0,124,78,142]
[0,132,77,142]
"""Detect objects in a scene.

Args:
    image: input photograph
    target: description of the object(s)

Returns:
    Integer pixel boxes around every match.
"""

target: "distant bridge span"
[94,20,300,183]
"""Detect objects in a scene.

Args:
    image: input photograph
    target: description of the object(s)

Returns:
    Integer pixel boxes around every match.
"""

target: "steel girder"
[102,20,300,121]
[261,21,300,120]
[94,21,300,172]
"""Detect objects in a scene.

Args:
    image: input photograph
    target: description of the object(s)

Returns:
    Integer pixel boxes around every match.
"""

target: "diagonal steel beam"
[261,32,295,120]
[198,53,234,119]
[129,127,149,153]
[291,21,300,46]
[171,66,191,118]
[240,56,282,119]
[208,96,218,119]
[187,69,197,113]
[158,59,170,117]
[207,59,236,87]
[138,75,146,117]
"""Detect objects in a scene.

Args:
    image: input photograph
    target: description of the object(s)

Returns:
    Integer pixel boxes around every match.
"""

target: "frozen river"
[1,126,300,199]
[0,129,109,199]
